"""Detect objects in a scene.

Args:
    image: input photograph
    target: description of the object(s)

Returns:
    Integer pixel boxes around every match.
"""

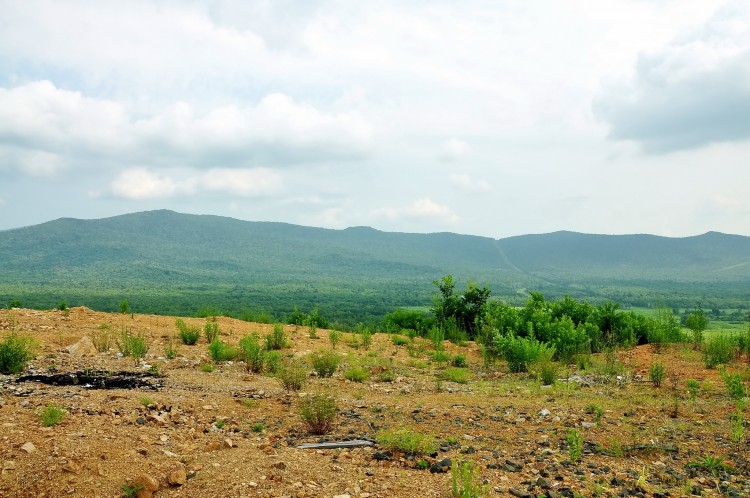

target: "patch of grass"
[687,456,735,477]
[391,335,410,346]
[214,419,225,429]
[442,367,472,384]
[164,337,178,359]
[265,324,288,350]
[376,427,438,457]
[176,319,200,345]
[344,366,369,382]
[239,333,265,373]
[199,363,214,373]
[139,396,154,407]
[721,370,746,402]
[451,459,488,498]
[704,335,736,368]
[208,339,238,362]
[299,392,338,435]
[204,320,219,343]
[494,334,555,373]
[117,328,149,365]
[120,482,144,498]
[0,334,35,374]
[431,350,451,364]
[39,403,66,427]
[649,362,666,387]
[277,360,307,391]
[251,422,265,432]
[265,350,282,374]
[91,328,113,352]
[566,428,583,462]
[533,359,558,386]
[242,399,256,409]
[686,379,700,401]
[451,354,467,368]
[329,329,342,349]
[309,350,342,378]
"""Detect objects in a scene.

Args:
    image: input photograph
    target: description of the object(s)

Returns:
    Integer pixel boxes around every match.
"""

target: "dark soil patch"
[16,370,162,390]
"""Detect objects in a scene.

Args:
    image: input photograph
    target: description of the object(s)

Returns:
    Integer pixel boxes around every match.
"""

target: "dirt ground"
[0,307,748,498]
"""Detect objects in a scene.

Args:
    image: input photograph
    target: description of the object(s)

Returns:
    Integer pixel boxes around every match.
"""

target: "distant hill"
[1,210,749,324]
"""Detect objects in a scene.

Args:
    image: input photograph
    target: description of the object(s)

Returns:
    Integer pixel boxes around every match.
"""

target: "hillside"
[1,210,749,323]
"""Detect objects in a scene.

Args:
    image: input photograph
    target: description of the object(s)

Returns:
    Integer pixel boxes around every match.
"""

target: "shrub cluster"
[309,350,341,378]
[175,319,201,345]
[0,334,35,374]
[298,393,337,435]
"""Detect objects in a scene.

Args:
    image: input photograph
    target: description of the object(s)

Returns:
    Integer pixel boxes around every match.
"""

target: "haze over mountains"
[1,210,748,324]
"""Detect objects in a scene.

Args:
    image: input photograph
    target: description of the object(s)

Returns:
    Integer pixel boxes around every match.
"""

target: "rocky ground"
[0,307,749,498]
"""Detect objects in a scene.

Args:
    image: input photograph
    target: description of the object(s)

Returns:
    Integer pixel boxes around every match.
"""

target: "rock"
[581,422,596,429]
[504,459,524,472]
[167,463,186,486]
[2,460,16,473]
[272,461,287,470]
[373,451,391,461]
[223,438,234,448]
[62,459,81,473]
[429,458,452,474]
[134,473,159,498]
[20,442,36,453]
[332,495,351,498]
[508,487,532,498]
[539,408,551,417]
[66,336,98,356]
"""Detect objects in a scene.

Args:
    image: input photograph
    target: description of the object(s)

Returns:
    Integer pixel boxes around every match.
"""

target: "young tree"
[685,306,708,349]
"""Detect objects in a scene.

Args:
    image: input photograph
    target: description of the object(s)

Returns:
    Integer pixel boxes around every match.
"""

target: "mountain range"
[1,210,748,324]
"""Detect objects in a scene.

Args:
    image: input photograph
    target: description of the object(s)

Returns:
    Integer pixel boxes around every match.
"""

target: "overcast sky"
[1,0,749,238]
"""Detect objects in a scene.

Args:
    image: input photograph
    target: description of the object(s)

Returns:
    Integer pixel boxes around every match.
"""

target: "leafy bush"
[451,459,488,498]
[649,362,665,387]
[391,335,410,346]
[299,393,338,435]
[204,321,219,343]
[199,363,214,372]
[344,366,369,383]
[117,328,149,364]
[442,367,471,384]
[493,334,555,373]
[566,428,583,462]
[704,335,736,368]
[721,370,746,402]
[309,350,341,378]
[39,403,66,427]
[431,350,451,364]
[360,328,373,350]
[239,333,265,373]
[533,359,558,386]
[376,428,438,457]
[265,324,287,350]
[176,319,201,345]
[277,360,307,391]
[687,379,700,401]
[329,330,342,349]
[0,334,35,374]
[451,354,467,368]
[265,350,282,374]
[208,339,238,362]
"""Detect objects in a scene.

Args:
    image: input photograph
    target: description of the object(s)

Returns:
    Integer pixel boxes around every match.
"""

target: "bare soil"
[1,307,748,498]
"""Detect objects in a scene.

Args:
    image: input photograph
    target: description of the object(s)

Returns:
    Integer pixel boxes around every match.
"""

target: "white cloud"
[438,138,469,162]
[595,1,750,152]
[450,173,491,193]
[0,146,64,178]
[110,167,283,200]
[372,197,460,225]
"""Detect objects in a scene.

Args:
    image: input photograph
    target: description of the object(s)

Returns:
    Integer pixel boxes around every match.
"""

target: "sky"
[1,0,749,238]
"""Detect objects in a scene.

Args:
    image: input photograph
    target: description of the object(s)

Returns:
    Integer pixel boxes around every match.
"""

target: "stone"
[539,408,551,417]
[168,464,186,486]
[272,461,287,470]
[332,494,351,498]
[20,442,36,454]
[223,438,234,448]
[134,473,159,498]
[66,336,98,356]
[429,458,452,474]
[508,487,532,498]
[62,459,81,473]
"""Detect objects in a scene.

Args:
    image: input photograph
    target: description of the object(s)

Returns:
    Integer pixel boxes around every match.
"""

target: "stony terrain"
[0,307,748,498]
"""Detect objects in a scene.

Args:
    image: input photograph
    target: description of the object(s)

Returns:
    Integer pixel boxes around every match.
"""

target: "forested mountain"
[1,210,748,324]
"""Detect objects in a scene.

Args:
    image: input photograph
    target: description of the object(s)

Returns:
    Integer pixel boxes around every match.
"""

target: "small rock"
[539,408,551,417]
[66,336,98,356]
[581,422,596,429]
[272,461,286,470]
[373,451,391,461]
[62,459,81,473]
[223,438,234,448]
[2,460,16,472]
[20,442,36,454]
[332,494,351,498]
[508,487,532,498]
[134,473,159,498]
[429,458,452,474]
[167,463,186,486]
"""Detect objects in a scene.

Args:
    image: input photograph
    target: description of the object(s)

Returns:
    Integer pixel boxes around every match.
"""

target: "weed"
[704,335,736,369]
[307,322,318,339]
[391,335,410,346]
[494,334,555,373]
[91,328,113,352]
[451,354,467,368]
[329,329,342,349]
[208,339,238,362]
[299,392,338,435]
[204,320,219,343]
[0,334,35,374]
[239,333,265,373]
[451,459,488,498]
[566,428,583,462]
[214,419,225,429]
[251,422,264,432]
[265,350,282,374]
[120,482,144,498]
[721,369,746,402]
[309,350,342,378]
[686,379,700,401]
[376,427,438,457]
[649,362,666,387]
[687,456,735,477]
[573,353,592,370]
[443,367,472,384]
[265,324,287,350]
[117,328,149,365]
[242,399,255,409]
[164,337,178,359]
[430,327,445,352]
[360,328,372,350]
[277,360,307,391]
[587,404,603,425]
[344,366,369,382]
[416,459,429,470]
[39,403,66,427]
[200,363,214,372]
[175,319,200,345]
[431,350,451,364]
[139,396,154,407]
[533,358,558,386]
[731,404,745,447]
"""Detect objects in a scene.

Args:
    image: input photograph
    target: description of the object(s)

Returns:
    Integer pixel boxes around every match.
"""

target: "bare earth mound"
[0,307,748,497]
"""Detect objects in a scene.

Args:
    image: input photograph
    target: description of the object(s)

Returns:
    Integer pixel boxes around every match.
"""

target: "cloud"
[372,197,460,224]
[0,81,374,175]
[438,138,469,161]
[110,167,283,200]
[595,1,750,152]
[449,173,491,193]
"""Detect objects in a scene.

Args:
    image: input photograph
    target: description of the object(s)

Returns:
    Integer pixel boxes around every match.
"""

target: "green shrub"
[704,335,736,368]
[376,427,438,457]
[91,327,113,353]
[299,393,338,435]
[204,321,219,343]
[391,335,409,346]
[687,379,700,401]
[251,422,264,432]
[265,350,282,374]
[120,482,144,498]
[431,350,451,364]
[533,359,558,386]
[309,350,342,378]
[442,367,471,384]
[494,334,555,373]
[566,428,583,462]
[649,362,666,387]
[164,337,178,359]
[344,366,369,383]
[329,330,342,349]
[360,328,373,350]
[265,324,287,350]
[208,339,238,362]
[722,370,746,402]
[0,334,35,374]
[451,354,467,368]
[239,333,265,373]
[278,360,307,391]
[39,403,66,427]
[176,319,201,345]
[587,404,603,425]
[451,459,488,498]
[117,328,149,364]
[199,363,214,372]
